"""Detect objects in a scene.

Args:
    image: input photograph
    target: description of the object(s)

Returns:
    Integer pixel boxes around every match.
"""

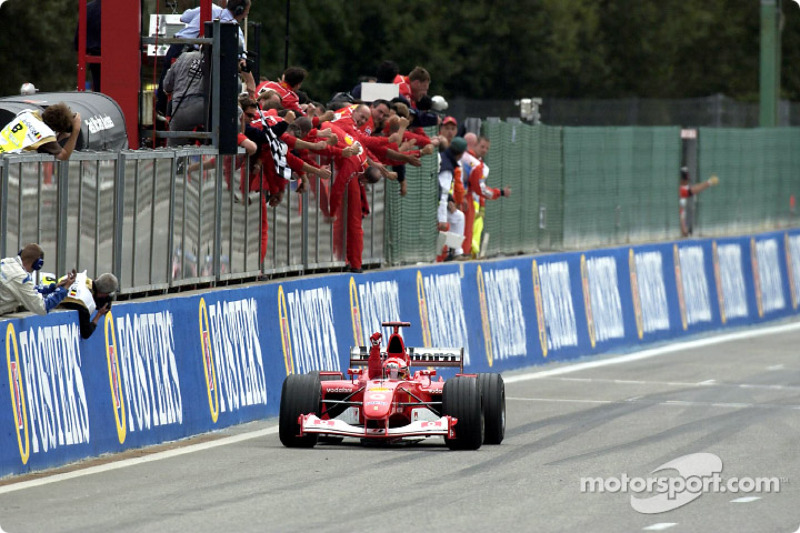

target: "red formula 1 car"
[279,321,505,450]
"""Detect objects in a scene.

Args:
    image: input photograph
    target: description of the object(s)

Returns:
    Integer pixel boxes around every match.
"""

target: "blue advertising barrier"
[2,229,799,477]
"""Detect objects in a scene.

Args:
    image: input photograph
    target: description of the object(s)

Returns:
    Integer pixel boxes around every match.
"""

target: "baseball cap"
[450,136,467,154]
[442,116,457,127]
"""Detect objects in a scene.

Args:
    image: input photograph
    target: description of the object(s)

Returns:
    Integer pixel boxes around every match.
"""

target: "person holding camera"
[59,272,118,339]
[0,103,82,161]
[0,244,76,316]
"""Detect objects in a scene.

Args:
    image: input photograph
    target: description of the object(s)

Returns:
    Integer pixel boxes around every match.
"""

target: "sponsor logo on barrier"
[416,271,432,347]
[481,267,527,361]
[349,277,364,346]
[751,238,763,318]
[537,261,578,351]
[476,265,494,366]
[6,324,29,464]
[712,242,726,324]
[785,233,799,310]
[676,245,712,327]
[115,311,183,435]
[633,251,670,335]
[580,255,596,349]
[583,255,625,345]
[418,272,470,366]
[11,362,22,429]
[715,243,749,322]
[629,250,644,339]
[104,313,127,443]
[201,298,267,416]
[278,286,295,375]
[281,286,341,374]
[754,238,785,315]
[532,260,548,356]
[355,279,401,344]
[198,298,220,423]
[8,322,90,460]
[674,244,688,330]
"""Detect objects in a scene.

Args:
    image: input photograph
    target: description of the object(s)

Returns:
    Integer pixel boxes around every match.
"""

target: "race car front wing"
[299,414,457,439]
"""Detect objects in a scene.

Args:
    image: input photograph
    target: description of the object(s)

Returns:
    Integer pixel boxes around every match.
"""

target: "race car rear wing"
[349,346,464,372]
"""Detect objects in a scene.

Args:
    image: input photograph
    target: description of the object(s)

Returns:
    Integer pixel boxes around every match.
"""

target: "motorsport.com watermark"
[580,453,782,514]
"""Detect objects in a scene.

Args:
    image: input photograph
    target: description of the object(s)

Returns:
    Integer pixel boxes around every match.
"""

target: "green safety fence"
[384,127,440,265]
[696,128,800,236]
[481,121,564,256]
[384,122,800,265]
[562,127,681,248]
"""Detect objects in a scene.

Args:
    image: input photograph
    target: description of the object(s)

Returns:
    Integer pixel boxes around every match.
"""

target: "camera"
[240,57,255,73]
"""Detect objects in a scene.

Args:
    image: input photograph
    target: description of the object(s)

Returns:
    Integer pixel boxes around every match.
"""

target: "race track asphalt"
[1,321,799,533]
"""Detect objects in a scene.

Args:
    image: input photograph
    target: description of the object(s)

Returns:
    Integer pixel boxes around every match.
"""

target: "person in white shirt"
[0,244,76,316]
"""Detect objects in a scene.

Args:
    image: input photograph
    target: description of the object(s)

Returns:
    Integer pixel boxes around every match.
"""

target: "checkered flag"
[256,110,295,182]
[263,124,293,181]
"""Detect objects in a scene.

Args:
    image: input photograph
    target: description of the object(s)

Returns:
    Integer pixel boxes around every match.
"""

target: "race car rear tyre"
[442,376,484,450]
[477,373,505,444]
[279,373,321,448]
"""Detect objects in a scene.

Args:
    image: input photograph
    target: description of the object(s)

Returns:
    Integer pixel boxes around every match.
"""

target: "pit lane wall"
[2,229,799,477]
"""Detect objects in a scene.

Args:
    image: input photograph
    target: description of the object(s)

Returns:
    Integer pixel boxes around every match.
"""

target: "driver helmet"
[383,357,408,380]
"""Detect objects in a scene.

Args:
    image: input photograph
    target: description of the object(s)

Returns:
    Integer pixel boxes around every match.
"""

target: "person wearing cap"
[0,103,82,161]
[59,271,119,339]
[438,136,467,233]
[437,116,458,150]
[0,244,76,316]
[679,166,719,237]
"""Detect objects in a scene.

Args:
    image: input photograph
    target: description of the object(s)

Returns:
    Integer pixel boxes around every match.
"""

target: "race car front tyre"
[477,373,506,444]
[442,376,484,450]
[279,373,321,448]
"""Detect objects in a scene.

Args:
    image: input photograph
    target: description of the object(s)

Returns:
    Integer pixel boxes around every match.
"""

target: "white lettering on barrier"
[207,299,266,412]
[756,239,785,314]
[115,312,182,433]
[586,257,625,343]
[538,262,578,351]
[634,252,670,334]
[679,246,712,325]
[717,244,748,319]
[286,288,340,374]
[788,235,800,306]
[18,324,89,454]
[483,268,527,360]
[357,281,401,343]
[422,273,471,366]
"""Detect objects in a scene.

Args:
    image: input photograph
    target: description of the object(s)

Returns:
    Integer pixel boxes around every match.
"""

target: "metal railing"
[0,148,385,297]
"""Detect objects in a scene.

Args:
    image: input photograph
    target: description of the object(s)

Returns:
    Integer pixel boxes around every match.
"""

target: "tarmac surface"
[0,321,799,533]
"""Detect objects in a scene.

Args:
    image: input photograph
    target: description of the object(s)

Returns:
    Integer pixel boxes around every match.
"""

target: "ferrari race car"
[279,321,505,450]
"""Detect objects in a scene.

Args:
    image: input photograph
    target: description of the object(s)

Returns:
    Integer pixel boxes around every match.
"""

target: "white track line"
[0,426,278,495]
[504,321,800,384]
